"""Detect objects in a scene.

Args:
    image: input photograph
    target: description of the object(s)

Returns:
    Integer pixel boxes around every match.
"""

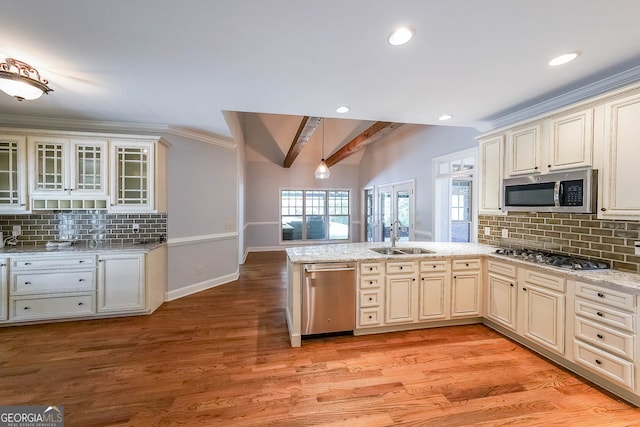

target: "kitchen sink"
[370,247,435,255]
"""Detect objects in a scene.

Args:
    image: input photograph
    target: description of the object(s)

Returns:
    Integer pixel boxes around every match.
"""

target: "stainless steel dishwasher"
[302,263,356,335]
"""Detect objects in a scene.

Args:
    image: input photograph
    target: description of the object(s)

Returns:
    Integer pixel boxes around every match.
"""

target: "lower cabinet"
[486,261,518,331]
[357,262,384,328]
[0,259,6,321]
[451,259,482,318]
[385,261,418,324]
[97,252,145,313]
[418,260,449,320]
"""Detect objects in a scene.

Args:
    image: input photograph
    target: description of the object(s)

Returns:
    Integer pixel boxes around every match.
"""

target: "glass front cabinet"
[109,139,156,212]
[0,135,27,213]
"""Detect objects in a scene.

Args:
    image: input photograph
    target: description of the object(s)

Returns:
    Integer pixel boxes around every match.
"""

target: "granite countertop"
[0,241,166,255]
[286,242,640,293]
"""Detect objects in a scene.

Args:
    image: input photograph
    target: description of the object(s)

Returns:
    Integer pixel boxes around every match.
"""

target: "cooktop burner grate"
[494,248,610,270]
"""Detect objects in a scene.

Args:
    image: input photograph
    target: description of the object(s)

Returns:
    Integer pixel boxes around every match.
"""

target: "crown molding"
[487,64,640,131]
[167,126,236,149]
[0,113,168,134]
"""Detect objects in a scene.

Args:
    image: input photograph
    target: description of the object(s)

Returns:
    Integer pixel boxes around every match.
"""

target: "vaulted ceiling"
[1,1,640,142]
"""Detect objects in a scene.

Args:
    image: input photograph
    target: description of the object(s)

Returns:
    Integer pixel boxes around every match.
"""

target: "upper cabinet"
[478,134,506,215]
[547,108,594,171]
[506,123,541,176]
[600,93,640,219]
[109,139,157,212]
[0,135,27,213]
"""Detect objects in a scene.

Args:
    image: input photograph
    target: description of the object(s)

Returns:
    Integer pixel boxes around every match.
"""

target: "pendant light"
[0,58,53,101]
[314,119,330,179]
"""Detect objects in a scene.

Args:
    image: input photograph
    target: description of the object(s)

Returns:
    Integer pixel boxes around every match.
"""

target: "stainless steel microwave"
[503,169,597,213]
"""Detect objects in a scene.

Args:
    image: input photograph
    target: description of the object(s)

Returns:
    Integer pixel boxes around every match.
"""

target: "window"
[281,190,350,242]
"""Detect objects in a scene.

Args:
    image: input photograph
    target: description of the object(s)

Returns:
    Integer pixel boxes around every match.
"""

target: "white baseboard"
[246,246,286,253]
[165,271,239,301]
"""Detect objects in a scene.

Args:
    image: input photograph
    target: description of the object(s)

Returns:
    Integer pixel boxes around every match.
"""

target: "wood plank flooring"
[1,251,640,426]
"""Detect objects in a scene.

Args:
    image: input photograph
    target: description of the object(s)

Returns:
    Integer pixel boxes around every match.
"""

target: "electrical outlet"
[635,241,640,255]
[132,224,140,233]
[484,227,491,236]
[12,225,21,237]
[225,221,235,231]
[501,229,509,238]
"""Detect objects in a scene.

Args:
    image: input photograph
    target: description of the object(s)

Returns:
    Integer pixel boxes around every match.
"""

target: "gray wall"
[359,124,479,239]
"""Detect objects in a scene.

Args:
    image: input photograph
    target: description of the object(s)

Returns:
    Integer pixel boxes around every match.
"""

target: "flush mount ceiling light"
[388,27,414,46]
[438,114,453,121]
[315,119,330,179]
[336,105,350,114]
[0,58,53,101]
[548,51,581,67]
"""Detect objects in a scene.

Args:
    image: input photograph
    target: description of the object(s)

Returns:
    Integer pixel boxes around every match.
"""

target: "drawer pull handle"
[595,359,602,365]
[597,292,604,298]
[23,306,30,310]
[79,279,85,282]
[596,312,604,317]
[24,262,31,266]
[79,260,85,263]
[78,302,84,306]
[596,334,604,339]
[24,281,31,285]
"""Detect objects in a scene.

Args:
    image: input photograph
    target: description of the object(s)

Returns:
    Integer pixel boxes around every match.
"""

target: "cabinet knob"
[522,287,527,292]
[597,292,604,298]
[368,315,373,319]
[369,281,373,284]
[24,281,31,285]
[465,263,469,267]
[24,262,31,266]
[432,265,436,269]
[453,275,457,279]
[23,306,30,310]
[421,277,425,281]
[369,297,373,301]
[412,278,415,281]
[601,208,606,212]
[79,278,85,282]
[369,267,373,271]
[79,260,85,263]
[510,283,514,287]
[534,166,538,170]
[399,266,403,270]
[78,302,84,306]
[596,334,604,339]
[596,311,604,317]
[595,359,602,365]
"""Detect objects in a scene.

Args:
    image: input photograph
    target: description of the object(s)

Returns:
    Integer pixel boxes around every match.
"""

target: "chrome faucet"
[390,220,403,247]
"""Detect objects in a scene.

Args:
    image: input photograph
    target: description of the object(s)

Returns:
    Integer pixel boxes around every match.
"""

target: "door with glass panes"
[377,181,414,243]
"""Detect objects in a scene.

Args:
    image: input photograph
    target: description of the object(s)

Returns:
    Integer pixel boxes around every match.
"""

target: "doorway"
[377,180,414,243]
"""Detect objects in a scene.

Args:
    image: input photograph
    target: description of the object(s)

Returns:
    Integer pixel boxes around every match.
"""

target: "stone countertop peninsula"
[286,242,640,294]
[0,241,165,256]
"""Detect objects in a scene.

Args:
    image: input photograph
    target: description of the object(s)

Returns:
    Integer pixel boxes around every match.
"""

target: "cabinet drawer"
[419,260,448,273]
[12,270,95,295]
[575,299,635,332]
[452,258,481,271]
[575,317,635,360]
[360,262,383,275]
[13,256,96,270]
[487,260,517,277]
[573,339,635,390]
[523,269,565,292]
[359,276,383,289]
[359,289,382,308]
[575,282,635,312]
[358,307,382,327]
[10,293,95,321]
[386,261,416,274]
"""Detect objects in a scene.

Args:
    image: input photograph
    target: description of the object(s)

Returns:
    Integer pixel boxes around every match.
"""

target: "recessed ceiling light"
[336,106,350,114]
[388,27,414,46]
[548,51,581,66]
[438,114,453,121]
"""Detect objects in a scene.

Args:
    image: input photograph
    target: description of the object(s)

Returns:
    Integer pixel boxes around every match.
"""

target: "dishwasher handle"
[304,263,355,273]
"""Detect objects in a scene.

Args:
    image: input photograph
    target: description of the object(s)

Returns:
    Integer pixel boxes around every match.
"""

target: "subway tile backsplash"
[0,211,167,246]
[478,213,640,273]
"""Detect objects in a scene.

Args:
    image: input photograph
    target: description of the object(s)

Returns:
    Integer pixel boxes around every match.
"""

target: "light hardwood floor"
[1,251,640,426]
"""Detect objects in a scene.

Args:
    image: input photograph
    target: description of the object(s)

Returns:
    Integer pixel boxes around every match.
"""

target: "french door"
[377,181,414,243]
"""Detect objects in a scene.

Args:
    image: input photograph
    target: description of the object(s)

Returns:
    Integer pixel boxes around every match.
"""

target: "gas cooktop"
[494,248,610,270]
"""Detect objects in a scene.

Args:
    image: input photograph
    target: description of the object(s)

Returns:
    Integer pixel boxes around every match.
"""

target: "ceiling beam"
[283,116,322,168]
[325,121,403,167]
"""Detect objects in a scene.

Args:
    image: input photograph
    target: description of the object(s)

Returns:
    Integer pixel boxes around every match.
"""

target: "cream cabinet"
[451,258,482,318]
[418,259,450,321]
[0,259,7,321]
[357,261,384,328]
[478,134,506,214]
[547,108,594,171]
[486,260,518,331]
[385,260,418,324]
[0,135,27,213]
[600,93,640,219]
[506,123,541,176]
[520,269,566,355]
[97,252,145,313]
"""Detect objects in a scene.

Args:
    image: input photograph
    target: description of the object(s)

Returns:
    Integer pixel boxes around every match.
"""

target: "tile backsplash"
[0,211,167,246]
[478,213,640,272]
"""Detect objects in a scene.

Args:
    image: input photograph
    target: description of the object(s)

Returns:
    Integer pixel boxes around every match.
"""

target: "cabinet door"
[418,272,448,320]
[0,135,27,212]
[479,135,505,214]
[0,259,7,321]
[451,272,480,317]
[29,136,69,194]
[486,273,517,331]
[97,253,145,313]
[547,109,593,171]
[601,94,640,219]
[385,274,416,324]
[70,139,107,196]
[522,284,565,354]
[110,141,155,212]
[506,124,541,176]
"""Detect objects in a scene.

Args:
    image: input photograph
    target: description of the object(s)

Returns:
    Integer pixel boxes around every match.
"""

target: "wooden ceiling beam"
[283,116,322,168]
[325,121,403,168]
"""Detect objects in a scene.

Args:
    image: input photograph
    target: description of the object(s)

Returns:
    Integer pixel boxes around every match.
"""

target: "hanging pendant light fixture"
[314,119,330,179]
[0,58,53,101]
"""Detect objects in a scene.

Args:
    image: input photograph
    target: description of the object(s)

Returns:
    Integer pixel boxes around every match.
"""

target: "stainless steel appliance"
[302,263,356,335]
[503,169,597,213]
[494,248,609,270]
